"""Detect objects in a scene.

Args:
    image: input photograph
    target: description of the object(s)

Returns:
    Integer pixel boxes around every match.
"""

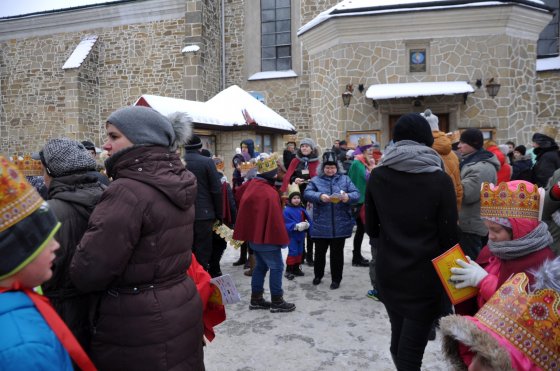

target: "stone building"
[1,0,558,162]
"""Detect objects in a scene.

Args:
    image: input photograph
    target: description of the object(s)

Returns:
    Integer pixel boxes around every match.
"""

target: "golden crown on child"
[11,154,43,176]
[480,182,540,220]
[475,273,560,370]
[257,153,278,173]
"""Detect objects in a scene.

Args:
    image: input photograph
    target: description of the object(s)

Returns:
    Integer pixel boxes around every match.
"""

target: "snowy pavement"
[204,235,452,371]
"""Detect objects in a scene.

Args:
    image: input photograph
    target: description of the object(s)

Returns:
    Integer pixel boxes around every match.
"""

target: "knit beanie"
[393,113,434,147]
[185,135,203,150]
[40,138,97,178]
[514,145,526,155]
[0,156,60,281]
[421,109,439,131]
[107,106,175,147]
[300,138,316,149]
[460,128,484,150]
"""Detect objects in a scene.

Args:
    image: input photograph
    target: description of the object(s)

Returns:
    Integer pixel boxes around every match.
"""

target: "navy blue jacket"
[304,173,359,239]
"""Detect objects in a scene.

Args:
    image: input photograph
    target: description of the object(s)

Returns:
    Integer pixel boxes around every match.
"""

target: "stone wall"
[536,70,560,143]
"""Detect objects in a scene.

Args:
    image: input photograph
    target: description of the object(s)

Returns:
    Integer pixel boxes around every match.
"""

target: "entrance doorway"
[389,113,449,139]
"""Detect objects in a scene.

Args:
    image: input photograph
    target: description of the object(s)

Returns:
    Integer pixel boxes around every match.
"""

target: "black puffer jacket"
[532,141,560,187]
[42,173,105,352]
[71,146,204,371]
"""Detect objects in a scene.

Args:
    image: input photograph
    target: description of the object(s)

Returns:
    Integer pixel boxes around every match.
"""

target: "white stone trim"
[0,0,186,41]
[248,70,298,81]
[299,5,552,55]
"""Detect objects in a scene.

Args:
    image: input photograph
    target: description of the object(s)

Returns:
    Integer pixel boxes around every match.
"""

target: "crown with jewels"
[11,154,43,176]
[239,161,255,173]
[358,136,372,148]
[480,182,541,221]
[256,153,278,174]
[475,272,560,370]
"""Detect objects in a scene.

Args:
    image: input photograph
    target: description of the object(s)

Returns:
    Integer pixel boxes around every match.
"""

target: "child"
[451,180,556,315]
[0,156,94,370]
[441,256,560,370]
[283,183,311,280]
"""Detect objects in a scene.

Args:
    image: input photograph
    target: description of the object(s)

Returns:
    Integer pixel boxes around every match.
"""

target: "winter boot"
[270,295,296,313]
[284,265,295,280]
[249,292,271,310]
[292,264,305,277]
[244,255,255,277]
[233,243,248,266]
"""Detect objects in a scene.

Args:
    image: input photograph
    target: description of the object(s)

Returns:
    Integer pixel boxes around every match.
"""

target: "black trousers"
[209,232,227,277]
[353,214,365,261]
[192,219,215,270]
[313,238,345,283]
[385,307,433,371]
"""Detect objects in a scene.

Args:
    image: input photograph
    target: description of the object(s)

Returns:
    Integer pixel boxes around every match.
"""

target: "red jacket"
[487,145,512,184]
[234,178,289,245]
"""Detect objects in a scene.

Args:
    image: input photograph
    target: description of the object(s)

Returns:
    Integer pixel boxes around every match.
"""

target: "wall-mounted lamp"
[485,78,501,99]
[475,79,482,89]
[342,83,353,107]
[372,100,378,109]
[358,84,365,94]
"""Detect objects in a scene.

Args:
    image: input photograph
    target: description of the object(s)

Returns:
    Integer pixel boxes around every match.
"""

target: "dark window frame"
[260,0,292,71]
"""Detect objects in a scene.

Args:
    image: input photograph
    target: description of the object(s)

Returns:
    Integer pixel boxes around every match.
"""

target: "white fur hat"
[421,109,439,131]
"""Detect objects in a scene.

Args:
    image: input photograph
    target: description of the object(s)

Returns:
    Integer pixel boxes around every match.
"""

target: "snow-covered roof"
[366,81,474,100]
[298,0,548,35]
[62,35,98,69]
[135,86,296,133]
[537,55,560,71]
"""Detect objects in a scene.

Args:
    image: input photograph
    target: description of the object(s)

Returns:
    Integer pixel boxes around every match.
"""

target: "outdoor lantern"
[342,84,353,107]
[486,78,501,98]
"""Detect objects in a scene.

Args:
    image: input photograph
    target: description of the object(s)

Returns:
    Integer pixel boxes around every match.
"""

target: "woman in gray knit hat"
[70,106,205,370]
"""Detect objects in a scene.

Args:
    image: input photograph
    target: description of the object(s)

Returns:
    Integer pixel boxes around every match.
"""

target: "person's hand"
[340,191,349,203]
[295,178,304,185]
[320,194,331,203]
[450,256,488,289]
[295,222,309,231]
[301,221,310,230]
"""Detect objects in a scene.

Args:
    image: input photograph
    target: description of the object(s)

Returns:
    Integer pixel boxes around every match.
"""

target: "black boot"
[284,265,295,280]
[233,243,248,266]
[352,255,369,267]
[249,292,271,310]
[292,265,305,277]
[270,295,296,313]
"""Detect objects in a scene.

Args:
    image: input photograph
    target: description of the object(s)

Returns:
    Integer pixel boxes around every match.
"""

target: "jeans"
[250,243,284,296]
[385,307,433,371]
[314,238,345,283]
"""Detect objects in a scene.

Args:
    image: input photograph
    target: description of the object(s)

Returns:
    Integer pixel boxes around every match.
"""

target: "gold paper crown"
[480,182,540,220]
[0,156,44,232]
[475,273,560,370]
[11,154,43,176]
[240,161,255,173]
[257,153,278,174]
[212,156,225,171]
[287,183,301,198]
[358,136,372,148]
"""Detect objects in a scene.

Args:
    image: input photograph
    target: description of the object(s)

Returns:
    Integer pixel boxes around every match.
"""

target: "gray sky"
[0,0,121,18]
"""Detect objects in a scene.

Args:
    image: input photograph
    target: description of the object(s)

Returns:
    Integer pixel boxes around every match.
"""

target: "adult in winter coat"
[184,135,223,271]
[511,145,533,181]
[70,107,204,371]
[543,168,560,255]
[531,132,560,187]
[484,139,512,184]
[38,138,106,353]
[282,138,320,266]
[365,114,458,371]
[304,151,360,290]
[421,109,463,211]
[458,128,500,260]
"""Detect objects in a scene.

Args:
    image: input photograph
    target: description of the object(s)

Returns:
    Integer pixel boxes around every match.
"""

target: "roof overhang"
[366,81,474,100]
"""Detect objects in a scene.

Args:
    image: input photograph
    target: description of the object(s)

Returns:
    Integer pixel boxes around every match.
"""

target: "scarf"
[377,140,443,174]
[487,221,553,260]
[0,283,96,370]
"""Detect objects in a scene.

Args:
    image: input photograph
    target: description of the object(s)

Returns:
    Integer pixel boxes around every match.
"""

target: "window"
[261,0,291,71]
[538,0,559,57]
[255,134,274,153]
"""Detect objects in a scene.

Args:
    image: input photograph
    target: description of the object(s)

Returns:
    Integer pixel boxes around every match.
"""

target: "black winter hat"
[185,135,203,150]
[514,145,526,155]
[322,151,338,166]
[393,113,434,147]
[460,128,484,150]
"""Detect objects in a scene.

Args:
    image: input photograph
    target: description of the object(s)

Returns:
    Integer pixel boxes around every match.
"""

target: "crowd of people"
[1,105,559,370]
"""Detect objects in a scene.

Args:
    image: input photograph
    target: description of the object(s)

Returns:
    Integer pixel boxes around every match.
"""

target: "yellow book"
[432,244,478,305]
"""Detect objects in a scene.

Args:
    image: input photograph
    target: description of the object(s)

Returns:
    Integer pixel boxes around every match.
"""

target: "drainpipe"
[221,0,226,90]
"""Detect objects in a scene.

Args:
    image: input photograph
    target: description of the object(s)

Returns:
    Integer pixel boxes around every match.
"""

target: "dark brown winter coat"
[70,146,204,371]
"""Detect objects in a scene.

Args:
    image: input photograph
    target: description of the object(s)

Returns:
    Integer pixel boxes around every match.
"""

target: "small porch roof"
[365,81,474,100]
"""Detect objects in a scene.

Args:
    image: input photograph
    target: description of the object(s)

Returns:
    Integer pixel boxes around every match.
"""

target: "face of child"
[291,195,301,206]
[15,238,60,288]
[484,220,512,242]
